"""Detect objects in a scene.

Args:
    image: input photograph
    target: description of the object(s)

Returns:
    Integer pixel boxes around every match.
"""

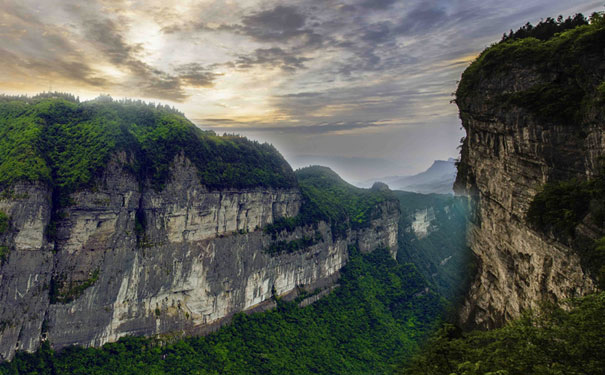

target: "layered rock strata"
[0,153,398,360]
[455,68,600,328]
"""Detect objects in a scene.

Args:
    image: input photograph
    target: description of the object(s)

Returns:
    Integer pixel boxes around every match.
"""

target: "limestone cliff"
[454,22,604,328]
[0,152,398,361]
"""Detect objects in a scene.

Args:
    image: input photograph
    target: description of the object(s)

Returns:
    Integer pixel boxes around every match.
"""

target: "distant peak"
[371,181,390,192]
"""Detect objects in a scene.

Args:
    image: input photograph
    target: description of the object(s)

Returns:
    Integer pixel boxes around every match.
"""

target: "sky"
[0,0,602,182]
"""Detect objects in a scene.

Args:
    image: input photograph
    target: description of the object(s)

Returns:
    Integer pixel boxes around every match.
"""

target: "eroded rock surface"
[0,153,398,360]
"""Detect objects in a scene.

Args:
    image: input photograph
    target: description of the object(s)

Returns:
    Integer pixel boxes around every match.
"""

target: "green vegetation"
[0,246,9,263]
[0,211,8,234]
[264,231,323,255]
[526,173,605,287]
[50,270,100,304]
[398,292,605,375]
[526,178,595,237]
[457,11,605,125]
[394,191,474,303]
[0,94,297,196]
[265,166,394,240]
[0,248,444,375]
[501,14,588,41]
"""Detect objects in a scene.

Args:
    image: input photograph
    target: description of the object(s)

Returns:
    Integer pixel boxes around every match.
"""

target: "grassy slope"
[0,248,444,375]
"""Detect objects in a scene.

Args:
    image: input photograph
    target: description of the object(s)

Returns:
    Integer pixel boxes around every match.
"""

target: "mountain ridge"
[360,158,457,194]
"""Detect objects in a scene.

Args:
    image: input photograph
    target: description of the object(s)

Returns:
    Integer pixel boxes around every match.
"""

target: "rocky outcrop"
[0,153,398,361]
[454,62,601,328]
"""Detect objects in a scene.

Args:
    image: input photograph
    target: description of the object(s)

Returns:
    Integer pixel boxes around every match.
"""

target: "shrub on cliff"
[0,211,8,234]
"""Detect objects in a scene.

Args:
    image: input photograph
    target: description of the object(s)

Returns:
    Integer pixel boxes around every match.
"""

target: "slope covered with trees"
[399,292,605,375]
[265,166,394,240]
[0,93,297,195]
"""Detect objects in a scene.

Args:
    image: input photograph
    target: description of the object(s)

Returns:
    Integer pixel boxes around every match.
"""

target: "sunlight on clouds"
[0,0,602,179]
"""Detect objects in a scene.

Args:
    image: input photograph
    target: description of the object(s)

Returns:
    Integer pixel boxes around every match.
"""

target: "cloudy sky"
[0,0,602,182]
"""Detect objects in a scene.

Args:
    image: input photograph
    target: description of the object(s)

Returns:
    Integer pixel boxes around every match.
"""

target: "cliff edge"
[454,16,604,328]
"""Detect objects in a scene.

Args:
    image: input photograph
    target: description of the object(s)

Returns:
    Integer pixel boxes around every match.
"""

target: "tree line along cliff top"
[0,93,297,193]
[456,12,605,126]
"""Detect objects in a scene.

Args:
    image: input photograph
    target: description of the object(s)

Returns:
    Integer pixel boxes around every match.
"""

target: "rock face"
[454,64,601,328]
[0,153,398,361]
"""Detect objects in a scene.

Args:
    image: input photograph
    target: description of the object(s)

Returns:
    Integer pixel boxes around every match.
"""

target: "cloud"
[0,2,107,88]
[240,5,307,42]
[199,119,393,135]
[393,6,449,36]
[80,16,218,101]
[235,47,310,72]
[358,0,398,10]
[175,63,220,88]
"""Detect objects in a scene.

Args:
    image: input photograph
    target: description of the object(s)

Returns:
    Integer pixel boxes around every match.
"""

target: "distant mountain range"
[359,158,457,194]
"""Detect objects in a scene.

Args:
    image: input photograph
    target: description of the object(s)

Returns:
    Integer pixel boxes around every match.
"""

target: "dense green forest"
[0,248,443,375]
[394,191,473,302]
[398,292,605,375]
[0,93,296,194]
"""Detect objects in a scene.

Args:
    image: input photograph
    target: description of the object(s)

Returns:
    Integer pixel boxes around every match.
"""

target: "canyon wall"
[0,153,398,361]
[455,60,602,328]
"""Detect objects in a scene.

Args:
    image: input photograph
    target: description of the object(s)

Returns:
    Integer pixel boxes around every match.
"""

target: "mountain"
[361,158,457,194]
[0,94,401,362]
[453,13,603,328]
[398,13,605,375]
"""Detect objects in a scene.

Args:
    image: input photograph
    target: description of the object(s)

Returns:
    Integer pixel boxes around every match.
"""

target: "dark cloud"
[240,6,306,41]
[360,21,395,44]
[235,47,310,72]
[200,119,391,135]
[175,63,220,88]
[84,18,142,65]
[394,7,449,36]
[359,0,398,10]
[232,5,324,48]
[0,47,107,87]
[0,2,107,87]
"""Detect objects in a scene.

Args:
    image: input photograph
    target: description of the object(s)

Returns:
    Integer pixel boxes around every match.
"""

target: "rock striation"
[0,153,398,361]
[454,32,604,328]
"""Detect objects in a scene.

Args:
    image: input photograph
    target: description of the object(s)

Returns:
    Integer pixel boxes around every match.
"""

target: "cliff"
[0,97,399,361]
[454,18,604,328]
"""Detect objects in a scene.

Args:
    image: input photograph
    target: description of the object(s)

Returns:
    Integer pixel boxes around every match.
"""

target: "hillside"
[0,93,297,194]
